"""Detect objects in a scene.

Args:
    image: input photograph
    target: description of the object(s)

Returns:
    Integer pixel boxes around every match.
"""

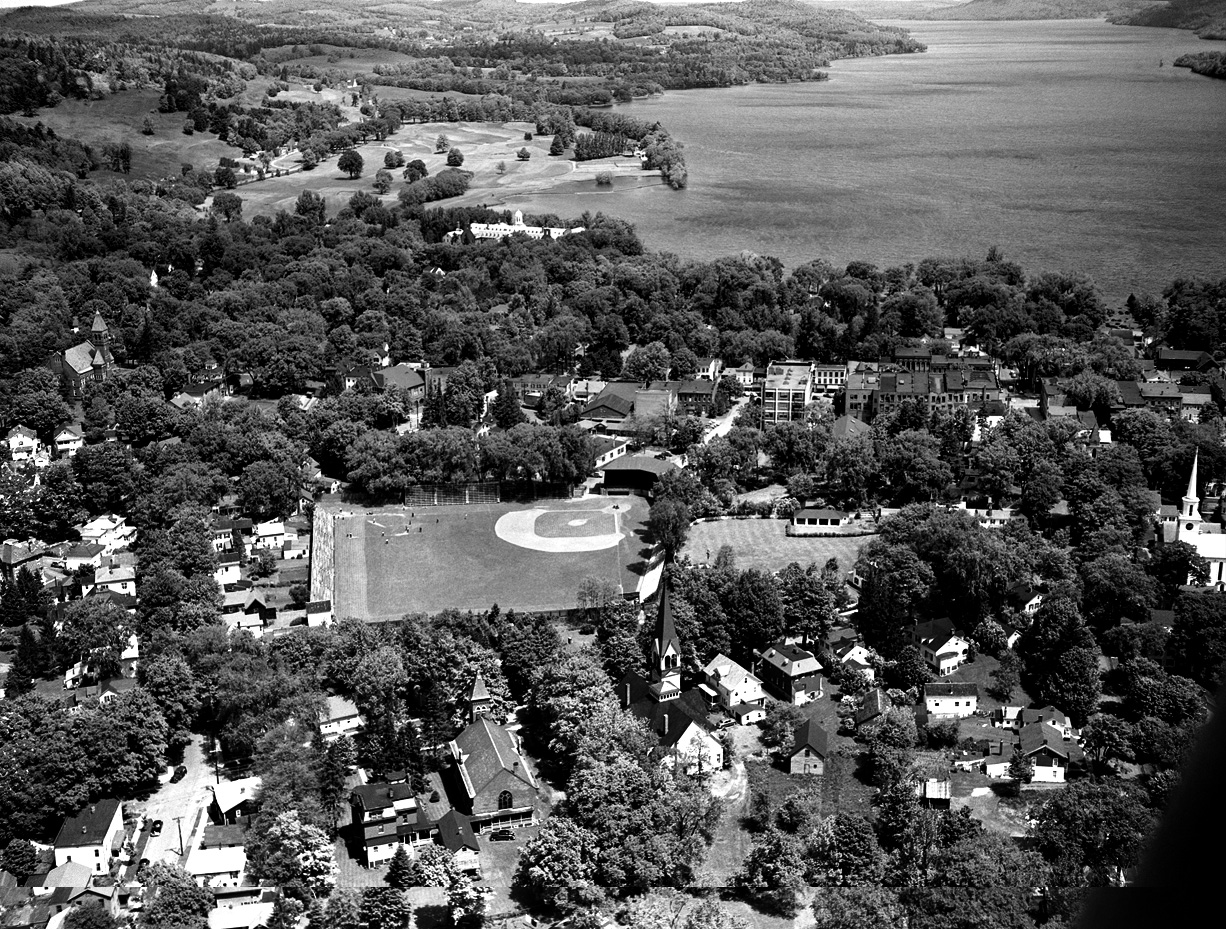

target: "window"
[498,790,514,811]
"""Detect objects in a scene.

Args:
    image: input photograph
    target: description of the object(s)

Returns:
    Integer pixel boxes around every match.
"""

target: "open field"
[331,495,655,621]
[224,119,661,220]
[681,518,873,574]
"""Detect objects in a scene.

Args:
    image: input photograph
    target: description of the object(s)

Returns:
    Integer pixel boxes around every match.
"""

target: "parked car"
[170,765,187,783]
[150,820,163,836]
[488,829,514,842]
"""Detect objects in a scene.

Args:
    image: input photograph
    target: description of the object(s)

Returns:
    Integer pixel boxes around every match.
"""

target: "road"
[703,396,750,444]
[128,735,212,867]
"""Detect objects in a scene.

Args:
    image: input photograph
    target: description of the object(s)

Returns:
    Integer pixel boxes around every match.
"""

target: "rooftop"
[54,799,121,849]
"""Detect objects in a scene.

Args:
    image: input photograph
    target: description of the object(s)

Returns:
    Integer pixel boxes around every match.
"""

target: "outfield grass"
[331,497,654,621]
[681,518,873,575]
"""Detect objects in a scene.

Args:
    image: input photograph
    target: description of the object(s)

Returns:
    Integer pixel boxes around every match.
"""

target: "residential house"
[1,540,47,583]
[1006,582,1043,616]
[63,544,105,573]
[1013,706,1078,740]
[787,719,830,776]
[923,682,979,718]
[53,800,123,875]
[762,361,814,424]
[912,618,970,675]
[1179,387,1213,422]
[831,414,872,440]
[790,508,850,534]
[7,426,39,463]
[53,427,84,458]
[252,521,286,552]
[1018,721,1080,783]
[836,643,876,682]
[211,518,253,555]
[76,516,136,555]
[319,695,365,743]
[349,780,441,865]
[170,380,224,411]
[694,357,723,381]
[701,653,767,724]
[618,586,724,775]
[305,599,334,627]
[1139,381,1182,418]
[208,777,262,825]
[89,563,136,599]
[755,639,825,705]
[730,362,757,388]
[185,847,246,889]
[46,313,115,399]
[1154,347,1218,374]
[434,810,480,873]
[214,553,241,587]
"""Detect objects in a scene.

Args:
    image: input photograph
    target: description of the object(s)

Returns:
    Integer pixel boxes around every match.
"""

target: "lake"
[511,19,1226,305]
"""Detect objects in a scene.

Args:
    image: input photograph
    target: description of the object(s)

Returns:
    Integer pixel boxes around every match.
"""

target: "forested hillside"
[1113,0,1226,37]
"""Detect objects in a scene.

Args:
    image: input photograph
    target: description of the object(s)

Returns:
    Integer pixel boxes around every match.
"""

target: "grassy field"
[331,496,655,621]
[681,519,873,575]
[12,88,235,182]
[226,118,659,220]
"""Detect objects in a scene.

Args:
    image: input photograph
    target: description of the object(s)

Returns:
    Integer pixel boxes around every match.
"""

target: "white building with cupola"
[1173,451,1226,588]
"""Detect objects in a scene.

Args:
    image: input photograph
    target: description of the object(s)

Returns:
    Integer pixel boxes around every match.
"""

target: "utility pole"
[212,738,222,785]
[174,816,185,856]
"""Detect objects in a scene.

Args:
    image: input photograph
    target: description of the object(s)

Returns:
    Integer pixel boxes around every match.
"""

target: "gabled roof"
[350,782,415,814]
[468,674,490,704]
[54,799,120,849]
[831,415,871,438]
[435,810,479,854]
[210,777,262,814]
[924,682,979,698]
[789,718,829,758]
[654,584,680,665]
[1017,706,1070,729]
[702,653,760,692]
[619,672,715,749]
[757,640,822,677]
[1019,721,1070,760]
[7,425,37,441]
[913,618,960,649]
[39,861,92,889]
[855,687,889,726]
[451,717,537,796]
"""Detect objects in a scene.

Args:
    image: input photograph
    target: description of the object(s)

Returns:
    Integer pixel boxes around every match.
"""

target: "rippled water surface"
[512,20,1226,304]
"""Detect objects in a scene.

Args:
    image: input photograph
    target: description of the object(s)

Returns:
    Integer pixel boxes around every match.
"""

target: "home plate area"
[495,502,624,552]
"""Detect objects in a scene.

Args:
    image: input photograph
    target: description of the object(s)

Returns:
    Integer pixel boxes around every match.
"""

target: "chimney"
[662,713,669,736]
[623,683,630,707]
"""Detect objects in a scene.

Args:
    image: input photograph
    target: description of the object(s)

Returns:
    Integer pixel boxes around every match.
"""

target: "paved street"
[128,735,212,867]
[703,396,749,444]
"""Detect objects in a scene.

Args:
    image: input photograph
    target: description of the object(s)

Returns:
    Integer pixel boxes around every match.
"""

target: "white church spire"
[1180,450,1203,537]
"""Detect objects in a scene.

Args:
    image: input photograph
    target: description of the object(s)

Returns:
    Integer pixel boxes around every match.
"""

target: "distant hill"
[1112,0,1226,37]
[917,0,1163,20]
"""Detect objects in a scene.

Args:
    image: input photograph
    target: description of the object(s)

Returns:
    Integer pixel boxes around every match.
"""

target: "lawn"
[13,88,235,182]
[331,496,655,621]
[681,518,873,575]
[227,119,655,221]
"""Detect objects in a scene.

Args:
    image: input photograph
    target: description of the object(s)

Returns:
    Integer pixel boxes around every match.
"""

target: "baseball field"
[331,495,656,621]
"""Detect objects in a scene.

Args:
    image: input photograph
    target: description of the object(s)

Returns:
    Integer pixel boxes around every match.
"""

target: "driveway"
[128,735,212,866]
[703,397,750,444]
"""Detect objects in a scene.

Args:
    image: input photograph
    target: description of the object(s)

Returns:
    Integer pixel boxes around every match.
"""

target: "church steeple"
[650,584,682,701]
[1180,450,1203,539]
[467,673,491,722]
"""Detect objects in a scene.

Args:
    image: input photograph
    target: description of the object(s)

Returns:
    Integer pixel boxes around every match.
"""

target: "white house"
[54,799,124,875]
[591,435,630,470]
[252,521,286,552]
[701,653,767,724]
[7,425,40,462]
[77,515,137,555]
[1018,721,1080,783]
[836,643,876,681]
[912,618,970,675]
[319,694,365,742]
[54,426,85,458]
[91,562,137,598]
[64,543,105,572]
[923,682,979,718]
[214,553,241,586]
[186,846,247,888]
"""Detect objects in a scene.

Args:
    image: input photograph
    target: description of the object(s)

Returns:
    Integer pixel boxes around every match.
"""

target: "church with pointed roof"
[1170,450,1226,588]
[47,312,116,399]
[617,584,724,776]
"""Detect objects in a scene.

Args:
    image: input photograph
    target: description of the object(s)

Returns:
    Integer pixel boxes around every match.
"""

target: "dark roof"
[452,717,536,796]
[1019,721,1070,759]
[796,507,847,520]
[619,671,714,748]
[435,810,479,854]
[1114,380,1145,407]
[54,799,120,849]
[924,682,979,698]
[654,585,680,669]
[789,719,830,758]
[831,415,871,439]
[913,618,958,646]
[468,674,490,704]
[350,783,415,813]
[1018,706,1070,728]
[855,687,889,726]
[601,455,678,476]
[201,824,247,848]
